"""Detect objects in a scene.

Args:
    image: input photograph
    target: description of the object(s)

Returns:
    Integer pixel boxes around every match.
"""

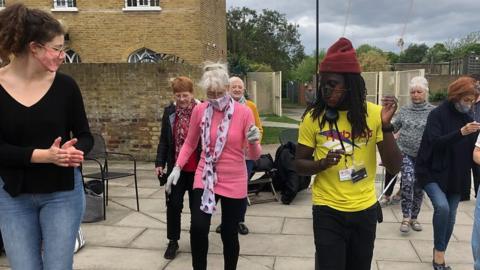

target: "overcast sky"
[225,0,480,55]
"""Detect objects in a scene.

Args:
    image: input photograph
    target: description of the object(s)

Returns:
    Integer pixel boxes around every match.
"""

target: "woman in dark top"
[155,76,200,260]
[0,4,93,270]
[415,77,480,270]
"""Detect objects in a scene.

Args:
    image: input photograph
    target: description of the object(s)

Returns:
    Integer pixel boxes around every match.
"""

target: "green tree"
[422,43,451,63]
[445,31,480,58]
[357,50,389,71]
[291,50,325,83]
[398,43,429,63]
[356,44,383,55]
[385,51,400,64]
[227,7,305,78]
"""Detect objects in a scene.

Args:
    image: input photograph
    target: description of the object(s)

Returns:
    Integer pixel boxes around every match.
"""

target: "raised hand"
[381,96,398,125]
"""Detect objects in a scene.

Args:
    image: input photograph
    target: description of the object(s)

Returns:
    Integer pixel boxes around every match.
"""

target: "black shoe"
[163,240,179,260]
[238,222,249,235]
[432,261,451,270]
[216,224,222,234]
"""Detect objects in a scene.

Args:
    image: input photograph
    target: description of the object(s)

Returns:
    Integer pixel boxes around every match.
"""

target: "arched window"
[64,49,81,64]
[127,48,159,63]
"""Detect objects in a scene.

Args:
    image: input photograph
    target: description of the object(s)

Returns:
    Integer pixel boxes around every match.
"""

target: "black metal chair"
[81,133,139,220]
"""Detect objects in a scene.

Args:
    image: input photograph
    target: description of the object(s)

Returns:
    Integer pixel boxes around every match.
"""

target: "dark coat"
[415,100,478,200]
[155,103,201,177]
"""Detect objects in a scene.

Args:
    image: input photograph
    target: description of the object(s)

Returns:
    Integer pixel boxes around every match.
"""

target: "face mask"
[34,51,63,72]
[454,101,472,114]
[208,94,230,111]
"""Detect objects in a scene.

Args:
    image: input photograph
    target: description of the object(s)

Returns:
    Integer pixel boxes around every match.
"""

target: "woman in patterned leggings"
[391,76,435,233]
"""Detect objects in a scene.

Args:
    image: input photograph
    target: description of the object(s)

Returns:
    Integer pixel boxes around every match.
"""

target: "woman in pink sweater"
[166,62,262,270]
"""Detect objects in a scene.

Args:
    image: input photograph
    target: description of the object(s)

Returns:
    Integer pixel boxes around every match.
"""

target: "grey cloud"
[226,0,480,54]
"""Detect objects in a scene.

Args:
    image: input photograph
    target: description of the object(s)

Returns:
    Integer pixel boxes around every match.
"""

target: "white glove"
[165,166,181,194]
[247,125,260,143]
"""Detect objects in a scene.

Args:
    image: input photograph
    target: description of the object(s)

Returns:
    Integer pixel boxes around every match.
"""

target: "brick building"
[2,0,227,64]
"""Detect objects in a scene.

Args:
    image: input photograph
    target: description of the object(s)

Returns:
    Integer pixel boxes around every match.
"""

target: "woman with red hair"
[416,76,480,270]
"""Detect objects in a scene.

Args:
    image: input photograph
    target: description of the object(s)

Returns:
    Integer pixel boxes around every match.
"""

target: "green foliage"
[445,31,480,58]
[399,43,429,63]
[291,50,325,83]
[429,89,448,102]
[356,44,383,55]
[357,50,389,71]
[422,43,452,63]
[385,51,400,64]
[227,7,305,77]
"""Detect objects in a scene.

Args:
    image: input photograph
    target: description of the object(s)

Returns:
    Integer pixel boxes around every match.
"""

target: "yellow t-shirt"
[298,102,383,212]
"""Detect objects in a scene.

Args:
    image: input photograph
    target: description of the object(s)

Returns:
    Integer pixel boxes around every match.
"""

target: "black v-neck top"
[0,72,93,197]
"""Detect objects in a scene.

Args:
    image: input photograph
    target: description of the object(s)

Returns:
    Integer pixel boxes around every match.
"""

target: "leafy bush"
[429,89,448,102]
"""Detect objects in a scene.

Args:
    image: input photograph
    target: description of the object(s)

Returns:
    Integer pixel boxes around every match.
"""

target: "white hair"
[198,62,229,92]
[409,76,429,92]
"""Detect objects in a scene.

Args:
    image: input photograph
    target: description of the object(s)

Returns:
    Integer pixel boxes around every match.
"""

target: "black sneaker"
[216,224,222,234]
[163,240,179,260]
[238,222,249,235]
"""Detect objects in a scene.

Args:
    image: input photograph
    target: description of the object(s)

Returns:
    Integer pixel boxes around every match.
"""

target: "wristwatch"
[382,124,394,133]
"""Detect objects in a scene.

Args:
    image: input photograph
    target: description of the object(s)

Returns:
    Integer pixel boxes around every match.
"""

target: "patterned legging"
[401,154,424,219]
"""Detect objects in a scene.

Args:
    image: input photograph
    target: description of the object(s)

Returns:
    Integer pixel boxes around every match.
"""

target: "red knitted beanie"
[319,37,361,74]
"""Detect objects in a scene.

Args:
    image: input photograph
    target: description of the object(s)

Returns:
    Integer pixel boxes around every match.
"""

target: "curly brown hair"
[0,3,64,62]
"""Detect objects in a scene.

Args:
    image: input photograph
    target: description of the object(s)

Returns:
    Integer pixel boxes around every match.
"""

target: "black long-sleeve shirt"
[415,100,477,199]
[0,72,93,196]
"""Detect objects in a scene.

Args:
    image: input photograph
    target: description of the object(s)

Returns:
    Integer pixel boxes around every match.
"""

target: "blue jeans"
[473,185,480,270]
[0,168,85,270]
[424,182,460,252]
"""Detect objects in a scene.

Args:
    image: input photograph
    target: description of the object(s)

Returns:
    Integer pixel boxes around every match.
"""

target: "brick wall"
[18,0,226,64]
[59,63,202,161]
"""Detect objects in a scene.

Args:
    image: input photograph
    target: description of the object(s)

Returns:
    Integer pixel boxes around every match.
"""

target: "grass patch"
[262,127,297,144]
[261,114,300,124]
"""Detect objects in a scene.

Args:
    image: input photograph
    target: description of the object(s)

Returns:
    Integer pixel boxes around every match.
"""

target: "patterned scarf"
[174,101,196,159]
[200,95,235,214]
[237,95,246,104]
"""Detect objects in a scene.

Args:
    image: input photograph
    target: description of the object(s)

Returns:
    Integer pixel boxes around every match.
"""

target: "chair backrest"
[279,129,299,145]
[86,133,107,159]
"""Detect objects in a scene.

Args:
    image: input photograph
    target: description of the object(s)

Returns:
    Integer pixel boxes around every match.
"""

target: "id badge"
[339,168,353,181]
[351,162,367,183]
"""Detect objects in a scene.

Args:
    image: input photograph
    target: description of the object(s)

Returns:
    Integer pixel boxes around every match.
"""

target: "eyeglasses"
[321,85,346,97]
[39,43,68,57]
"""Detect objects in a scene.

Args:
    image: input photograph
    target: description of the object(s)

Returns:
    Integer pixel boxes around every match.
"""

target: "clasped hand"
[48,137,84,167]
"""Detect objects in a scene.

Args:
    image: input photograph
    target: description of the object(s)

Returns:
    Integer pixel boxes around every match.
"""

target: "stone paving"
[0,143,476,269]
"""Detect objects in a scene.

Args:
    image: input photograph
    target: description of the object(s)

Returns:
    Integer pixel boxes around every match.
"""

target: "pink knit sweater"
[176,102,262,198]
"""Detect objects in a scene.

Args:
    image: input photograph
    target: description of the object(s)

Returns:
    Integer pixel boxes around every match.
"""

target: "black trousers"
[190,189,245,270]
[166,171,194,241]
[313,204,378,270]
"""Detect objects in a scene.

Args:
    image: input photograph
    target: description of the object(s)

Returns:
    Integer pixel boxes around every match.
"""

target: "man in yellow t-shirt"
[295,37,402,270]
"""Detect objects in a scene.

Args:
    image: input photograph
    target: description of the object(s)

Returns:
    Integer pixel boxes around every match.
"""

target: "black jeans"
[166,171,194,241]
[313,204,378,270]
[190,189,245,270]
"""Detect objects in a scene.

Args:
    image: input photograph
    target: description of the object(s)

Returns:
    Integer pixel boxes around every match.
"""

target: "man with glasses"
[295,37,402,270]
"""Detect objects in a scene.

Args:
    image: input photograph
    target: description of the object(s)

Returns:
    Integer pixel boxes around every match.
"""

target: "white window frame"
[64,49,81,64]
[51,0,78,12]
[123,0,161,12]
[128,48,159,63]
